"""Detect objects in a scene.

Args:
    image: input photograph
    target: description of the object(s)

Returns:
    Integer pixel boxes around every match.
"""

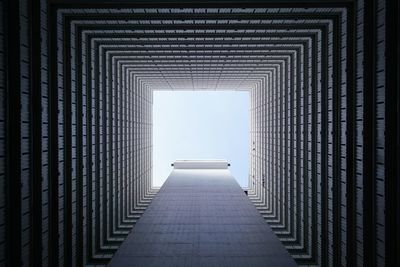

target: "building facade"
[0,0,399,266]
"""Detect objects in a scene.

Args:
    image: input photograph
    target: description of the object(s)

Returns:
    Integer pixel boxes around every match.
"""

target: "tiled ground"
[108,168,297,267]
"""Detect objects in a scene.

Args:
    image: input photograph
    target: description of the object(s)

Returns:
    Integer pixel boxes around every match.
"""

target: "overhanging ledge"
[172,159,230,169]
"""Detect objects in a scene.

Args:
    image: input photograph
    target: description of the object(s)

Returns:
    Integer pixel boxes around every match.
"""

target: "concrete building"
[0,0,399,266]
[108,160,297,266]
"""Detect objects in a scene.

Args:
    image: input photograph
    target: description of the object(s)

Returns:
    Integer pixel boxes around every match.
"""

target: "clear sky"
[152,90,249,188]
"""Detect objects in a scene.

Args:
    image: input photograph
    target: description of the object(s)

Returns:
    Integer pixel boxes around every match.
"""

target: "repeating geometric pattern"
[0,1,399,267]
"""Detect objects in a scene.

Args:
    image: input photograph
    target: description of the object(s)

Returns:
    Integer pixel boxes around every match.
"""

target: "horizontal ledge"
[172,159,230,169]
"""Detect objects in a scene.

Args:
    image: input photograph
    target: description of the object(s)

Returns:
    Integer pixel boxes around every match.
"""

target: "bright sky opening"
[152,90,249,188]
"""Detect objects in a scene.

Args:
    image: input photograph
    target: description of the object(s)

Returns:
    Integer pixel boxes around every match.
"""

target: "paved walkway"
[108,162,297,267]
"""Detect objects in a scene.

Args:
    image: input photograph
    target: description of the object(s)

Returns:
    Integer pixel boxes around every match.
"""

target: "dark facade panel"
[0,1,4,265]
[355,0,365,265]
